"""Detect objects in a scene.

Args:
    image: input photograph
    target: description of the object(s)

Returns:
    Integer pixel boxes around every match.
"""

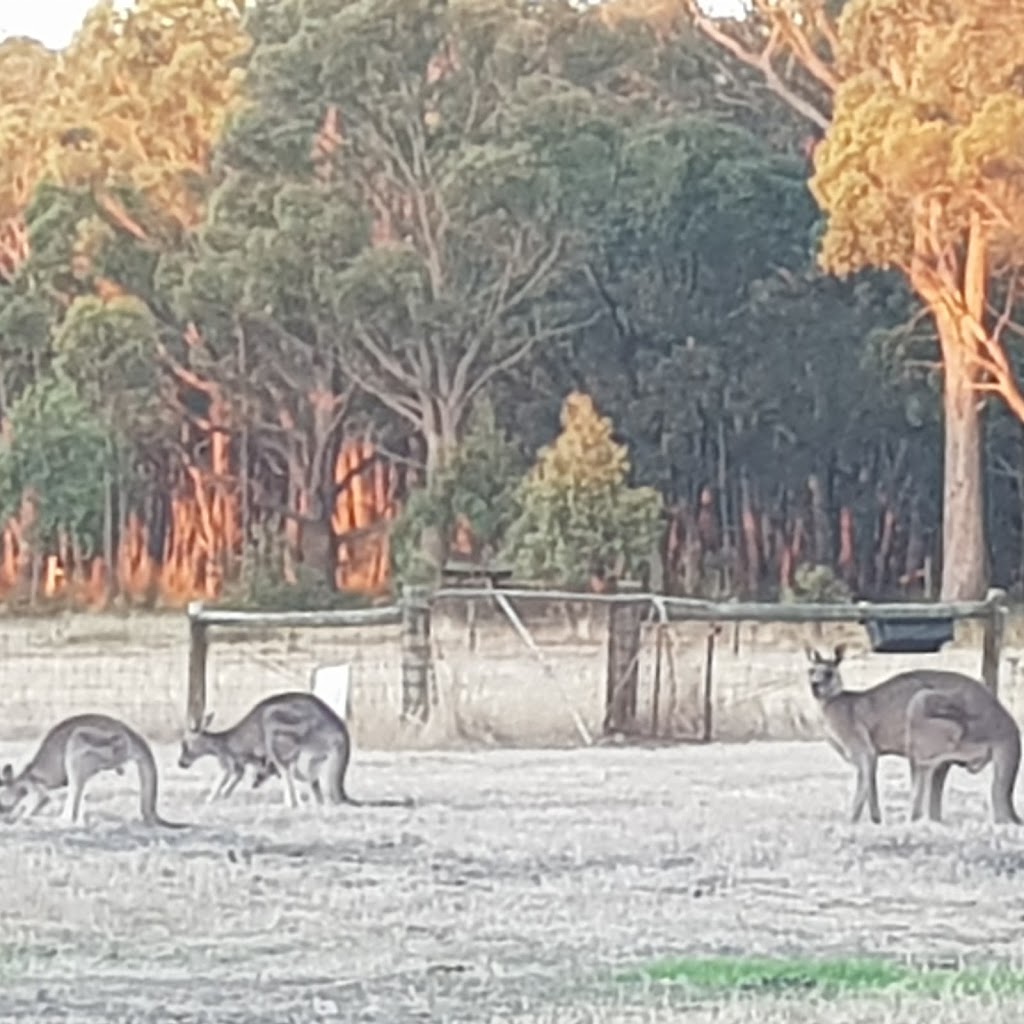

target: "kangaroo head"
[251,758,278,790]
[0,769,27,816]
[805,643,846,700]
[178,711,215,769]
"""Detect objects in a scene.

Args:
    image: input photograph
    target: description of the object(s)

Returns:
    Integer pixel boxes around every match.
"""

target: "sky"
[1,0,748,51]
[0,0,118,49]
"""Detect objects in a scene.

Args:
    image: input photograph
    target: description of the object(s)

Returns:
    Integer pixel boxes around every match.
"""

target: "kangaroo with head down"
[0,713,185,828]
[179,691,354,807]
[806,644,1021,825]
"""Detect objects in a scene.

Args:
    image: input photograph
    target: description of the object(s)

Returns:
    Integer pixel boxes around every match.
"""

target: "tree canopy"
[0,0,1022,608]
[685,0,1024,599]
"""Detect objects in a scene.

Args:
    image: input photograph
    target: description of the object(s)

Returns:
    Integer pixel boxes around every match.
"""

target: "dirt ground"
[1,740,1024,1023]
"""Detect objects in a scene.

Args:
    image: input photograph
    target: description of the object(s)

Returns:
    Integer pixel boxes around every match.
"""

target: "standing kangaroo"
[0,713,185,828]
[806,644,1021,824]
[179,691,354,808]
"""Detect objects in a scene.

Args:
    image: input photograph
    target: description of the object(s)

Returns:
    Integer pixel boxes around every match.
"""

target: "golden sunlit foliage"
[509,393,663,587]
[0,38,55,222]
[531,392,633,491]
[0,38,56,279]
[812,1,1024,279]
[682,0,1024,598]
[0,0,249,245]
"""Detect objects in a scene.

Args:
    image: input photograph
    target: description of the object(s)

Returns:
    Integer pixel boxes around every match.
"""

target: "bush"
[505,392,662,588]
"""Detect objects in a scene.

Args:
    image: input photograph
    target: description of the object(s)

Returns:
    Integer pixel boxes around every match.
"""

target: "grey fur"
[179,691,353,808]
[0,713,185,828]
[806,644,1021,825]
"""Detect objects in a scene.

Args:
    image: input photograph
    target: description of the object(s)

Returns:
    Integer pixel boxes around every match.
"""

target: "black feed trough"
[863,617,954,654]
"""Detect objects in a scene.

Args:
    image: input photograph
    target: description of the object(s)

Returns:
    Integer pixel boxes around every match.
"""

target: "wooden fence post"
[981,587,1007,697]
[401,584,432,723]
[187,601,208,729]
[604,581,645,735]
[701,625,721,743]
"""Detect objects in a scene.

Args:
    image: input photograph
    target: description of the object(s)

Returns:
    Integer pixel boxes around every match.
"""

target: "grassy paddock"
[620,956,1024,1001]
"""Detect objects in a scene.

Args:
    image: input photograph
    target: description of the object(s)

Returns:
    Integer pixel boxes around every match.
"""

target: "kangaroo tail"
[135,740,188,829]
[992,728,1022,825]
[326,726,357,805]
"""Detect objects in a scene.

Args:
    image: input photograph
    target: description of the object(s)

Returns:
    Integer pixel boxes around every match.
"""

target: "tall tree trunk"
[937,327,987,599]
[423,400,460,487]
[414,401,461,583]
[807,472,832,564]
[919,216,989,601]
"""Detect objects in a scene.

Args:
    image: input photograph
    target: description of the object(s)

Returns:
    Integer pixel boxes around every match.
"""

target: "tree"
[488,72,940,599]
[0,374,114,593]
[36,0,249,235]
[0,0,254,603]
[507,392,662,588]
[390,400,525,583]
[0,37,55,281]
[214,0,611,485]
[682,0,1024,598]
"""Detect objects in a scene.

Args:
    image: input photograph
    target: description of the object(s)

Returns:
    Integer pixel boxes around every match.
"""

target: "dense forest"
[1,0,1024,610]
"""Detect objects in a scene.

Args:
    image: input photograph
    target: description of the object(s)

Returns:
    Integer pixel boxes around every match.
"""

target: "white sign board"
[311,663,351,722]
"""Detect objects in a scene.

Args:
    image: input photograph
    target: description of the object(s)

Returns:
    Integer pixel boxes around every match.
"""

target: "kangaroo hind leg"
[266,730,301,808]
[62,729,125,825]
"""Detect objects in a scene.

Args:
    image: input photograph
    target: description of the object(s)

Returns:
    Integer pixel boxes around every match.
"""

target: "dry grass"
[0,739,1023,1022]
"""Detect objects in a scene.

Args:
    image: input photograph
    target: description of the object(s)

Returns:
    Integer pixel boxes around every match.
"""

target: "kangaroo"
[179,707,280,805]
[256,696,356,808]
[179,691,353,808]
[0,713,185,828]
[806,644,1021,825]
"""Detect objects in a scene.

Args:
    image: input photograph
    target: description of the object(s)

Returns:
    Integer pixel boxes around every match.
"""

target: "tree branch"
[682,1,831,130]
[336,345,424,428]
[351,321,424,395]
[762,0,840,94]
[463,311,601,407]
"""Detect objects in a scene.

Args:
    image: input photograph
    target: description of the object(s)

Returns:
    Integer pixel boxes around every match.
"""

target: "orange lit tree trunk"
[912,211,995,601]
[934,313,987,600]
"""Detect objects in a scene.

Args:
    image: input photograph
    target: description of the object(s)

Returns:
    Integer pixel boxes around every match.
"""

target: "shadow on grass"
[618,956,1024,1000]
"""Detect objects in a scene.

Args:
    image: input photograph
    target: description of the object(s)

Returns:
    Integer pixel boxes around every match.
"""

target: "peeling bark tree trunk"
[937,325,987,600]
[916,215,990,602]
[416,405,461,581]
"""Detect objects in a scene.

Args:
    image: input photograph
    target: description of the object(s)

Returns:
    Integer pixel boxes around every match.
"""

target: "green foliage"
[781,563,853,604]
[506,392,662,587]
[7,0,1024,605]
[197,0,656,480]
[389,483,450,587]
[221,560,372,612]
[0,374,113,551]
[0,183,172,457]
[391,402,526,584]
[52,294,162,432]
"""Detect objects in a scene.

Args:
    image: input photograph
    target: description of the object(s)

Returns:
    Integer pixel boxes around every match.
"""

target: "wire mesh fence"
[0,588,1010,747]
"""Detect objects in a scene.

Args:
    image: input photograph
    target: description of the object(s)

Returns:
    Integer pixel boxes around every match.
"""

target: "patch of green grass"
[619,956,1024,1000]
[0,943,59,979]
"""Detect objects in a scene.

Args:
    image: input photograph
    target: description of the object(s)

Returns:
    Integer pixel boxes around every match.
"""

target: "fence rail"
[187,602,403,629]
[185,586,1009,743]
[432,587,1002,622]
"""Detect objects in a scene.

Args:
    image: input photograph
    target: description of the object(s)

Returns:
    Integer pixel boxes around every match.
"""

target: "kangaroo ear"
[804,645,821,664]
[0,764,13,784]
[833,643,847,663]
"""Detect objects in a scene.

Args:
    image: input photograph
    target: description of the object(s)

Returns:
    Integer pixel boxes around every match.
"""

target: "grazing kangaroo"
[806,644,1021,825]
[180,691,354,807]
[0,714,185,828]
